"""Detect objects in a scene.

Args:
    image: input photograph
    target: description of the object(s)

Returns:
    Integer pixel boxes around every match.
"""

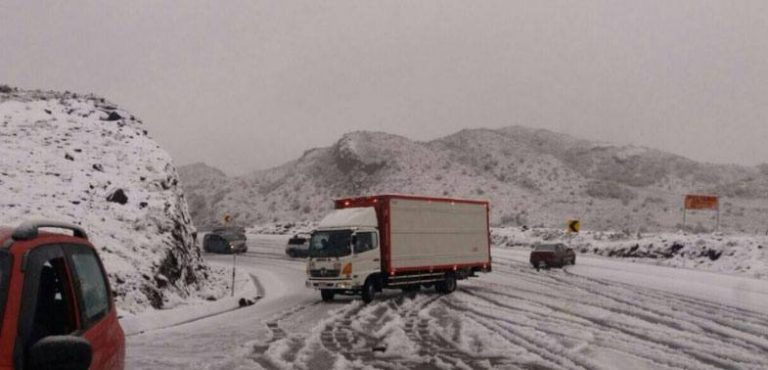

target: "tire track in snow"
[479,261,768,369]
[231,246,767,369]
[494,256,768,351]
[253,292,525,369]
[395,293,515,369]
[247,302,321,370]
[454,288,701,370]
[496,255,768,329]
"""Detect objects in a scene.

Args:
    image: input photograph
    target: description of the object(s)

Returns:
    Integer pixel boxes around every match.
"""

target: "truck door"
[14,245,78,370]
[352,231,381,281]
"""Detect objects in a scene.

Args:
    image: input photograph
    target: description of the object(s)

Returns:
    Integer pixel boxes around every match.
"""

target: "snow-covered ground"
[119,258,263,336]
[493,227,768,280]
[126,234,768,370]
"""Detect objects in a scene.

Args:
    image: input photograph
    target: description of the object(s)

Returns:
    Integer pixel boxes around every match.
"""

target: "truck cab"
[305,207,381,302]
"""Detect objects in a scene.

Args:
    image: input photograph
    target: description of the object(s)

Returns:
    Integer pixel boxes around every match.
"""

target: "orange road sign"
[684,195,719,210]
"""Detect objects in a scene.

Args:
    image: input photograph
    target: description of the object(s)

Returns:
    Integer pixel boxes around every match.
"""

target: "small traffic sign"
[568,220,580,233]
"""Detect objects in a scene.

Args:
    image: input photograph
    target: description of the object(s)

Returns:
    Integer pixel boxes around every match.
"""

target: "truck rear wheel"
[362,279,376,304]
[436,273,457,294]
[321,289,335,302]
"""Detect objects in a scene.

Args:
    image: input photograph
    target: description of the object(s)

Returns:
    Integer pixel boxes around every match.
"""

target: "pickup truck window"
[309,230,352,258]
[70,250,110,327]
[29,258,77,346]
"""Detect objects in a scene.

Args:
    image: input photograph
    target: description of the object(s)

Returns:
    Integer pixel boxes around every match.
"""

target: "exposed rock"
[102,111,123,121]
[106,188,128,205]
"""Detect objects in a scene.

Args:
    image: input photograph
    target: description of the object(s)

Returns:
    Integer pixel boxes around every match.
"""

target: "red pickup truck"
[530,243,576,270]
[0,221,125,370]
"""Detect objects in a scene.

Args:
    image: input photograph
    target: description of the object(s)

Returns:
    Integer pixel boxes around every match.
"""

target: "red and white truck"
[305,194,492,303]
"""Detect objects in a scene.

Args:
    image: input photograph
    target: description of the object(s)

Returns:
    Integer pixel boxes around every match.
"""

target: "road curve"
[127,236,768,370]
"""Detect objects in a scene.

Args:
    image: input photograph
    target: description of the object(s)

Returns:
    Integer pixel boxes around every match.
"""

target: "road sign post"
[682,194,719,231]
[231,250,237,297]
[567,220,579,251]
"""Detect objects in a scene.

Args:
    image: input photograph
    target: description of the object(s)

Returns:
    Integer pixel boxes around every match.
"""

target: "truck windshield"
[309,230,352,258]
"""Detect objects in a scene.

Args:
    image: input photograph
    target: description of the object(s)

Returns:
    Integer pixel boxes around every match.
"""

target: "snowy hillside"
[180,129,768,233]
[0,86,225,313]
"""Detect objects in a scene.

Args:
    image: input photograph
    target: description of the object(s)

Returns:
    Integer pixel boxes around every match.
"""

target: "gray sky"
[2,1,767,175]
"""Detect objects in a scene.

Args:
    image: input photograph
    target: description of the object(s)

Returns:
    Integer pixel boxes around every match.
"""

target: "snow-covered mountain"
[0,86,223,313]
[179,128,768,233]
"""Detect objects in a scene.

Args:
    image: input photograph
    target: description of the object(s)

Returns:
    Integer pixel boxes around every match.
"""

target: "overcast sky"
[2,1,767,175]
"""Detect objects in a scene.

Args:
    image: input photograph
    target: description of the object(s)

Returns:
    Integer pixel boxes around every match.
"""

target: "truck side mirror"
[28,335,92,370]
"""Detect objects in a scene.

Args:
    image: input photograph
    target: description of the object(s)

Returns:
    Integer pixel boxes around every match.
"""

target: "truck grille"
[310,269,340,278]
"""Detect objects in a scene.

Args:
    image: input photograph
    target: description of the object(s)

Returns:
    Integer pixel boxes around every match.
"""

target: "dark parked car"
[530,243,576,270]
[203,227,247,254]
[0,220,125,370]
[285,233,310,258]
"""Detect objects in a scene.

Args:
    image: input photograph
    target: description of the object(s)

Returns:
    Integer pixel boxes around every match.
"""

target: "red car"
[530,243,576,270]
[0,221,125,370]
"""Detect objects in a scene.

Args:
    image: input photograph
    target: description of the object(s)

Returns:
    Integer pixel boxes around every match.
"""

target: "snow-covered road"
[126,235,768,370]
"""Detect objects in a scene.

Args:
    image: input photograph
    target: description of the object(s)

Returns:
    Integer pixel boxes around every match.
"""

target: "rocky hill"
[179,128,768,233]
[0,86,223,313]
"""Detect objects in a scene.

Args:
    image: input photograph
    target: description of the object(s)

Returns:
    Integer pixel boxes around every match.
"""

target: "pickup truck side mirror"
[28,335,92,370]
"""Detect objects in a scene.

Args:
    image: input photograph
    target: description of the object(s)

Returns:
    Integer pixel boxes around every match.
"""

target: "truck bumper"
[306,279,358,290]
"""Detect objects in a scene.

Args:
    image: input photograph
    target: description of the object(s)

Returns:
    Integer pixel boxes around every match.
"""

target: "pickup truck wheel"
[320,289,335,302]
[362,279,376,304]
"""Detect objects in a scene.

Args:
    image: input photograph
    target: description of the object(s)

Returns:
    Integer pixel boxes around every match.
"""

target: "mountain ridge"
[179,126,768,233]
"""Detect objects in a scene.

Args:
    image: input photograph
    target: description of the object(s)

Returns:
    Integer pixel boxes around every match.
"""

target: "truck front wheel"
[362,278,376,304]
[321,289,335,302]
[436,273,457,294]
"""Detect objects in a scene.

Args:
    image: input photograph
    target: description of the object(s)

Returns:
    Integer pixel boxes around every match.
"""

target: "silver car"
[203,227,247,254]
[285,233,310,258]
